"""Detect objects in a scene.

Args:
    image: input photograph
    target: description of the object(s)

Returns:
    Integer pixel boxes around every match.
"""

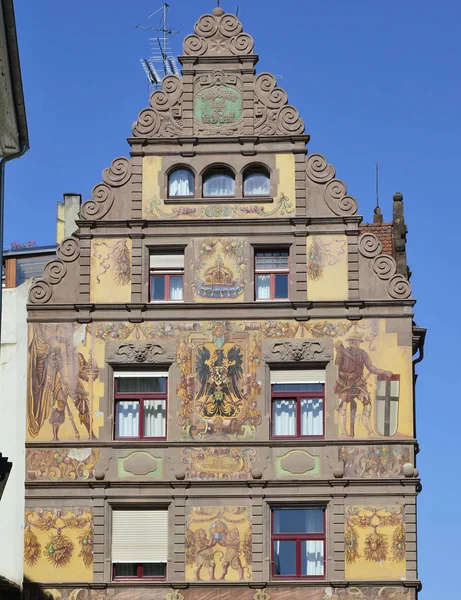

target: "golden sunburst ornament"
[363,532,388,563]
[44,533,74,567]
[24,529,41,567]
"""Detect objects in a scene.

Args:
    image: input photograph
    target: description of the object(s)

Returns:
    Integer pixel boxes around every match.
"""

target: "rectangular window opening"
[255,250,289,300]
[150,251,184,302]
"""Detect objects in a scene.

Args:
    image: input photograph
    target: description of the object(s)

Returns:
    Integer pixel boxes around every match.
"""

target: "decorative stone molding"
[81,156,132,220]
[306,153,358,216]
[107,340,176,364]
[28,236,81,305]
[183,10,254,57]
[262,338,332,363]
[254,73,304,136]
[132,75,183,138]
[358,232,412,299]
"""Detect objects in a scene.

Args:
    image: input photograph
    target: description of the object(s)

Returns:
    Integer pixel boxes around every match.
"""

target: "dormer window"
[244,166,270,196]
[203,167,235,197]
[168,168,194,197]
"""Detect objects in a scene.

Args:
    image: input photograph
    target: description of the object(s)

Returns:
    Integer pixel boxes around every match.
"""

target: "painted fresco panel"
[340,446,412,479]
[181,447,256,480]
[24,508,93,583]
[39,587,415,600]
[185,506,252,582]
[345,505,406,580]
[142,154,295,220]
[26,448,100,481]
[307,235,348,301]
[27,324,104,442]
[191,238,247,301]
[90,238,132,303]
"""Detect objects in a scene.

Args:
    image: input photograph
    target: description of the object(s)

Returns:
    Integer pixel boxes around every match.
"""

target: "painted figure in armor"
[335,334,392,438]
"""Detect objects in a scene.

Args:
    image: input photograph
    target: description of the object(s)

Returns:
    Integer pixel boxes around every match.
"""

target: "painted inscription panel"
[195,84,243,127]
[182,447,256,480]
[345,505,406,580]
[24,508,93,583]
[185,506,252,582]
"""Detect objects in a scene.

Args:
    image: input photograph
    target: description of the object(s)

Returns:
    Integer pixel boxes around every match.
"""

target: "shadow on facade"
[0,577,51,600]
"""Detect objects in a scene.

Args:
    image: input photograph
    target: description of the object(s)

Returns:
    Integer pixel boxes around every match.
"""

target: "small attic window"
[168,168,194,197]
[203,167,235,197]
[244,166,270,196]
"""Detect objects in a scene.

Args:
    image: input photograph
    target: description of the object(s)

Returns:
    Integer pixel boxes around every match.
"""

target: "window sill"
[149,300,184,304]
[164,196,274,205]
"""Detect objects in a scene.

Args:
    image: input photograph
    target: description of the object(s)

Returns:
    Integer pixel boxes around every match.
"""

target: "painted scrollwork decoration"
[132,75,183,138]
[357,232,412,299]
[254,73,304,136]
[183,10,254,57]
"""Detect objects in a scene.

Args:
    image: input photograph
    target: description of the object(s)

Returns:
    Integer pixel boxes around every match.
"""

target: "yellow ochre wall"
[89,238,132,303]
[307,235,348,301]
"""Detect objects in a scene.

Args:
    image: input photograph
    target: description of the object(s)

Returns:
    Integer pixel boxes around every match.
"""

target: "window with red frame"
[112,509,168,580]
[255,250,289,300]
[150,252,184,301]
[114,372,167,440]
[272,507,325,578]
[271,370,325,438]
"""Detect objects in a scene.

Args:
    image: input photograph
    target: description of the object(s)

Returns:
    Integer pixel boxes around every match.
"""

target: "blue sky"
[8,0,461,595]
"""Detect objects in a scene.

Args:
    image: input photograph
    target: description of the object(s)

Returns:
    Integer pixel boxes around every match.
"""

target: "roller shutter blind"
[270,370,325,384]
[150,254,184,269]
[114,371,169,378]
[112,510,168,563]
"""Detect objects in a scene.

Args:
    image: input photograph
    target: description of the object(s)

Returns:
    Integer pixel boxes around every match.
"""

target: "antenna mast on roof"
[376,162,379,209]
[136,3,181,91]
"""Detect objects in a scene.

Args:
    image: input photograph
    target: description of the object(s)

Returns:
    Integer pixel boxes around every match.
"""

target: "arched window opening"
[168,168,194,197]
[244,167,270,196]
[203,167,235,197]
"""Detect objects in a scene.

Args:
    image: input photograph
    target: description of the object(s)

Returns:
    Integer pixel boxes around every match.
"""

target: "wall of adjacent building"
[0,280,30,586]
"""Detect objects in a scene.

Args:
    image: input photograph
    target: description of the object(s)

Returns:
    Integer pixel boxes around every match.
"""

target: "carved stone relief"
[358,232,412,299]
[306,153,358,216]
[81,156,132,220]
[254,73,304,136]
[263,338,333,363]
[106,340,176,364]
[183,11,254,57]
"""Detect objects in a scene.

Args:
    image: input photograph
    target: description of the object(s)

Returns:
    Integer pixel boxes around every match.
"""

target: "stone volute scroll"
[80,156,132,220]
[262,338,333,364]
[28,236,80,305]
[358,232,412,300]
[132,75,183,139]
[305,153,358,217]
[254,73,305,136]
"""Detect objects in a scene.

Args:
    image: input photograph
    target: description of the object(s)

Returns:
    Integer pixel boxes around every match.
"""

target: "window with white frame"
[271,370,325,438]
[272,506,325,578]
[150,252,184,301]
[114,371,167,439]
[112,509,168,579]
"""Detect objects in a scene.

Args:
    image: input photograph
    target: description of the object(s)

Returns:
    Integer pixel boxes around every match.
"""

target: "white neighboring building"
[0,279,30,587]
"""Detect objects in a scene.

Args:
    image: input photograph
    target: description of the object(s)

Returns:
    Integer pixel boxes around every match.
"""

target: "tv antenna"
[136,3,181,90]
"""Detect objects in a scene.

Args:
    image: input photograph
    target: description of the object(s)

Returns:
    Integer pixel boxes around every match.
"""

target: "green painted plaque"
[195,84,242,126]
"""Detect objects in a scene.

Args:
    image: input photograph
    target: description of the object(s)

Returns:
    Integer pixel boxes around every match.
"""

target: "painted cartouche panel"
[191,238,247,301]
[24,508,93,583]
[181,448,256,480]
[90,238,132,303]
[185,506,252,582]
[26,448,100,481]
[345,505,406,580]
[340,446,412,479]
[307,235,348,301]
[142,154,295,220]
[27,323,104,442]
[40,587,415,600]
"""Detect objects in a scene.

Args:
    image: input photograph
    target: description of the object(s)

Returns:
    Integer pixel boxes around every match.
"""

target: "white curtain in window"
[116,401,139,437]
[169,275,183,300]
[203,173,235,196]
[273,400,296,435]
[244,172,270,195]
[302,540,324,576]
[169,169,194,196]
[144,400,166,437]
[256,274,270,299]
[300,398,323,435]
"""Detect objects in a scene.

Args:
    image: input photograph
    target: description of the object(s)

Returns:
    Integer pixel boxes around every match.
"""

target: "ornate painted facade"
[24,6,425,599]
